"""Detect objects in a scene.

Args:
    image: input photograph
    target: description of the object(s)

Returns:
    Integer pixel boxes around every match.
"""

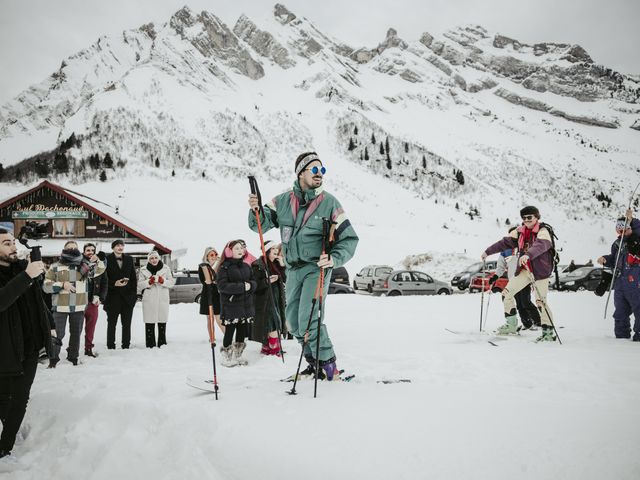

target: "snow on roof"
[59,185,187,258]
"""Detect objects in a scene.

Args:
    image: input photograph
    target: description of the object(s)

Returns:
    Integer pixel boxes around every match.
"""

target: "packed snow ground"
[4,291,640,480]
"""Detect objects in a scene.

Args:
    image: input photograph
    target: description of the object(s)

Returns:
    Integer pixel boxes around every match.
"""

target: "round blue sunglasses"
[304,166,326,175]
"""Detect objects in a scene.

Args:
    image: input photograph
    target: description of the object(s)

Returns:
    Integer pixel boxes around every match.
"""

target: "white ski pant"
[502,271,553,327]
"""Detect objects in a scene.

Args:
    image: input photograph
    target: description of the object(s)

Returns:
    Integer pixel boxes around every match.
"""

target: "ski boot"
[268,337,281,356]
[496,315,518,335]
[632,332,640,342]
[233,342,248,366]
[294,362,326,381]
[535,326,557,342]
[320,359,340,381]
[47,359,59,369]
[220,345,237,367]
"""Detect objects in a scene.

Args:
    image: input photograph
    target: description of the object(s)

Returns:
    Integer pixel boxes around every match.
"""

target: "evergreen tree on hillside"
[155,158,160,168]
[35,159,50,177]
[88,154,100,169]
[353,125,358,135]
[99,170,107,182]
[0,163,4,181]
[364,147,369,160]
[422,155,427,169]
[379,142,385,155]
[348,138,356,151]
[53,152,69,173]
[103,153,114,169]
[371,133,376,144]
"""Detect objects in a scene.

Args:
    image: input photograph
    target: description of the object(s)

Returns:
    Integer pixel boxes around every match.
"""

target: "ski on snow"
[279,371,411,384]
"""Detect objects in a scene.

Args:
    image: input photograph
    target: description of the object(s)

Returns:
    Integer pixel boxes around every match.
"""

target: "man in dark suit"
[103,240,137,349]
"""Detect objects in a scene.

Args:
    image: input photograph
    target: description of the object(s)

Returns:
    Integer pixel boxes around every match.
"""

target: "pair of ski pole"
[603,182,640,319]
[289,218,333,398]
[249,176,285,364]
[479,263,562,344]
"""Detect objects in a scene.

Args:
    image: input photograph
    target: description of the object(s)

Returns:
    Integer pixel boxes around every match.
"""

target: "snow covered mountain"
[1,4,639,269]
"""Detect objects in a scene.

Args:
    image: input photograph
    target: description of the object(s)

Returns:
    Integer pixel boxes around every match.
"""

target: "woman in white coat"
[137,251,175,348]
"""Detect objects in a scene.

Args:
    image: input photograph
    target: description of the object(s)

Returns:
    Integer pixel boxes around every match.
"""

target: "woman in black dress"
[198,247,224,335]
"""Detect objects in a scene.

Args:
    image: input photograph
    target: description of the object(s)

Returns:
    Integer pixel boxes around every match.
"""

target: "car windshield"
[566,267,592,278]
[464,262,482,273]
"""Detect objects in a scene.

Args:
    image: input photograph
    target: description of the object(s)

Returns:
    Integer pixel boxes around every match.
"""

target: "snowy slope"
[3,293,640,480]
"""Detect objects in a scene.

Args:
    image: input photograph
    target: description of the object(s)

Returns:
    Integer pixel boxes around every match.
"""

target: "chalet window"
[52,219,85,238]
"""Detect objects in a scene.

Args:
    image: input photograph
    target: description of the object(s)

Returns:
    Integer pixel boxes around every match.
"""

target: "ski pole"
[287,275,323,396]
[314,218,332,398]
[479,261,486,332]
[248,176,285,363]
[482,287,492,332]
[604,181,640,319]
[201,264,219,400]
[524,267,562,345]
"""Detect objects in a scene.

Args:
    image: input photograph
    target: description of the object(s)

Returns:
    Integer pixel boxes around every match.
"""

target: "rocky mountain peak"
[377,28,407,52]
[168,7,265,80]
[274,4,297,25]
[169,5,197,34]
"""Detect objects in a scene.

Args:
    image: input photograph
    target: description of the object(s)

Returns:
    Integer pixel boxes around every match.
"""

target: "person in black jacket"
[251,241,286,356]
[0,229,52,459]
[83,244,108,357]
[103,240,137,349]
[215,240,257,367]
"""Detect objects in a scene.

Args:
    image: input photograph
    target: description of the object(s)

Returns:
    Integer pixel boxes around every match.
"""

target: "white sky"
[1,0,639,105]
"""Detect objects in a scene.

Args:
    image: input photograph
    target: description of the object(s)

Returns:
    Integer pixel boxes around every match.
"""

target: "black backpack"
[539,222,560,289]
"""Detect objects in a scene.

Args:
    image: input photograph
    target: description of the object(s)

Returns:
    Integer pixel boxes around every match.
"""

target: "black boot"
[145,324,156,348]
[157,323,167,347]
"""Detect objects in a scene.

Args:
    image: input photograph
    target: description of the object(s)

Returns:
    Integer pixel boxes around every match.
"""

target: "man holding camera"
[43,240,105,367]
[103,240,137,349]
[0,228,53,459]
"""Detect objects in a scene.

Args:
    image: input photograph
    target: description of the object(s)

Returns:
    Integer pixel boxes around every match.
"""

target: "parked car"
[372,270,452,296]
[328,282,355,294]
[451,261,497,291]
[555,267,608,292]
[353,265,393,293]
[469,271,509,293]
[331,266,349,285]
[170,271,201,304]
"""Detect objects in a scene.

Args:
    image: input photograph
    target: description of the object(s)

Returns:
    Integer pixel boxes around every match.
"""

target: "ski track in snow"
[4,292,640,480]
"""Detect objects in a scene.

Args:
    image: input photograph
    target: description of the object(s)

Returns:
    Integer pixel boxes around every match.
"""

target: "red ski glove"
[158,276,164,284]
[149,276,156,285]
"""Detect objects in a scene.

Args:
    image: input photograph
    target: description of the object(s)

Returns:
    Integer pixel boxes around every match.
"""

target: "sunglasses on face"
[305,166,326,175]
[521,215,536,221]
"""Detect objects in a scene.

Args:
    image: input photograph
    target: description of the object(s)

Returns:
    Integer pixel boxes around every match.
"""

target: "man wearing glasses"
[597,210,640,340]
[481,206,557,342]
[248,151,359,380]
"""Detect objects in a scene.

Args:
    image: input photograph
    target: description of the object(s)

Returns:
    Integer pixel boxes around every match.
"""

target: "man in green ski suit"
[248,151,358,380]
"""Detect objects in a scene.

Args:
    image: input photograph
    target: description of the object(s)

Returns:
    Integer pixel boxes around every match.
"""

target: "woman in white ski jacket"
[137,251,175,347]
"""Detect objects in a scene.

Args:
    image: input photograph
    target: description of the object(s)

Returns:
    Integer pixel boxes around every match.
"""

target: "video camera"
[18,221,48,262]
